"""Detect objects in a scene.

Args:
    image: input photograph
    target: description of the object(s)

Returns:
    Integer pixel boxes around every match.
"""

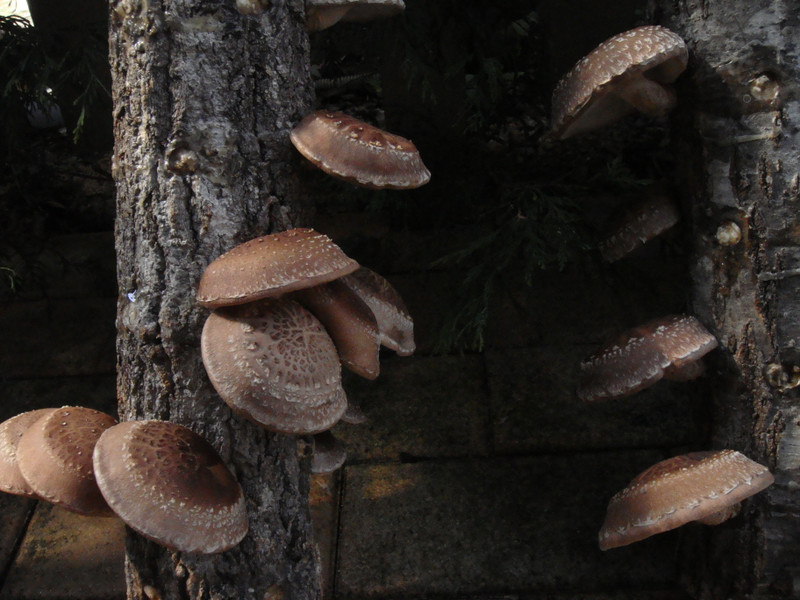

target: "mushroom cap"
[201,298,348,434]
[0,408,58,497]
[290,111,431,190]
[196,228,359,309]
[311,430,347,474]
[16,406,117,516]
[307,0,404,30]
[646,314,718,370]
[578,315,717,401]
[93,420,248,554]
[599,449,774,550]
[551,25,688,139]
[341,266,415,356]
[294,279,381,380]
[599,194,681,262]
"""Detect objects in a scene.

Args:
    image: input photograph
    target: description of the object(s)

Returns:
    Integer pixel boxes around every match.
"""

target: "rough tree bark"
[109,0,317,598]
[652,1,800,597]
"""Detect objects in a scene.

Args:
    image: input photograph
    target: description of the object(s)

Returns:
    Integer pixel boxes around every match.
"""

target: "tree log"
[654,1,800,597]
[110,0,317,597]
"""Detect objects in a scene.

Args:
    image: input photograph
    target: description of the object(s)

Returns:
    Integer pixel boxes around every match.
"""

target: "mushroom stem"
[307,6,349,31]
[697,503,741,526]
[614,77,677,117]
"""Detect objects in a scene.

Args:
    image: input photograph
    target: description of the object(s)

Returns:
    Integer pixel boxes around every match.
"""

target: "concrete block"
[0,298,116,379]
[337,451,680,598]
[0,494,35,579]
[0,375,117,423]
[485,346,704,453]
[335,355,489,461]
[2,503,125,600]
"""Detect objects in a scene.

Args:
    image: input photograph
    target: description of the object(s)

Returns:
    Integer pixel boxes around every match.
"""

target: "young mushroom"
[341,266,415,356]
[201,298,348,435]
[551,25,688,139]
[578,315,717,401]
[306,0,404,31]
[93,420,248,554]
[16,406,118,516]
[196,228,359,309]
[599,449,774,550]
[310,430,347,474]
[598,193,680,262]
[0,408,57,497]
[290,110,431,190]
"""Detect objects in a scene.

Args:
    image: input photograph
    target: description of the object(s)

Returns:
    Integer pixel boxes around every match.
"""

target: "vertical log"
[109,0,318,597]
[654,1,800,597]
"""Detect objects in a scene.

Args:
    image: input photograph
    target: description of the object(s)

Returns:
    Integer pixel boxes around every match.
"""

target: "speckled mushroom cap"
[93,420,248,554]
[648,314,718,370]
[294,279,381,380]
[201,298,348,434]
[196,228,359,309]
[311,430,347,474]
[341,266,415,356]
[16,406,117,516]
[551,26,688,139]
[599,194,680,262]
[599,449,774,550]
[290,111,431,190]
[0,408,57,497]
[307,0,404,31]
[578,315,717,401]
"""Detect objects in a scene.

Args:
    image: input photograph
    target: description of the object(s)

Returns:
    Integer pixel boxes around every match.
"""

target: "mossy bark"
[653,1,800,597]
[109,0,318,598]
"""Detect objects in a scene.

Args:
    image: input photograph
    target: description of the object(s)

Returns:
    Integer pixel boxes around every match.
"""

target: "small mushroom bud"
[715,220,742,246]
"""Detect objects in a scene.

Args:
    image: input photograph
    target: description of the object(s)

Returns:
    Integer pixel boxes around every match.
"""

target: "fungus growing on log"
[341,266,415,356]
[599,194,680,262]
[93,420,248,554]
[599,449,774,550]
[0,409,57,497]
[306,0,404,31]
[290,111,430,190]
[201,298,348,434]
[551,25,688,139]
[196,228,359,309]
[16,406,117,516]
[578,315,717,401]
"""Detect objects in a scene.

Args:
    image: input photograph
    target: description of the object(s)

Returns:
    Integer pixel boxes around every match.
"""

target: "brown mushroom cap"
[201,298,348,434]
[578,315,717,401]
[16,406,117,516]
[551,26,688,139]
[599,194,680,262]
[0,408,57,497]
[294,279,381,380]
[599,449,774,550]
[93,420,248,554]
[311,430,347,474]
[341,266,415,356]
[196,228,359,309]
[307,0,404,31]
[290,111,431,190]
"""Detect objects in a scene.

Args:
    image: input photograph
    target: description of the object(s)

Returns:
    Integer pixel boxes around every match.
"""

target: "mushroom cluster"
[548,25,774,549]
[197,227,415,468]
[578,314,718,402]
[0,408,248,554]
